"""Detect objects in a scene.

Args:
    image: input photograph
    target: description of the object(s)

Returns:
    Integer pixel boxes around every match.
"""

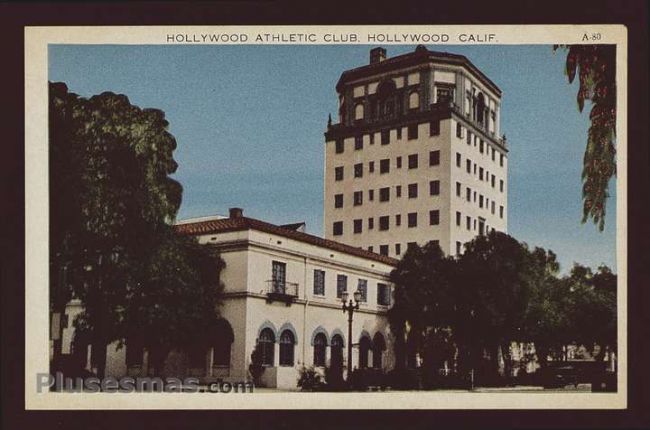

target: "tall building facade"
[324,46,508,258]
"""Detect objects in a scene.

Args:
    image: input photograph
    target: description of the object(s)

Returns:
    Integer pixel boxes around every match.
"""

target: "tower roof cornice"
[336,48,502,97]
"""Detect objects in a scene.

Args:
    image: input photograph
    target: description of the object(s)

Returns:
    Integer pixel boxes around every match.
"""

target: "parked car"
[537,365,579,388]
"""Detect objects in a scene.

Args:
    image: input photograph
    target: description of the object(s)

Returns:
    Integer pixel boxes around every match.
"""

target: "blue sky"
[48,44,617,273]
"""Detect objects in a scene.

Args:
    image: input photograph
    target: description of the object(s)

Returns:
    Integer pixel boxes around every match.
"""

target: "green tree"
[455,231,537,378]
[554,45,616,231]
[388,242,456,371]
[562,263,617,360]
[49,82,223,378]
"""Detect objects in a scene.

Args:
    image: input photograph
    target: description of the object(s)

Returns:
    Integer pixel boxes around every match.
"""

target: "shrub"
[248,344,265,387]
[297,366,324,391]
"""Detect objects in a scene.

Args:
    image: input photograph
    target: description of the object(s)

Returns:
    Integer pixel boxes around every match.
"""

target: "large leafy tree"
[455,231,539,377]
[388,242,456,371]
[49,82,223,378]
[554,45,617,231]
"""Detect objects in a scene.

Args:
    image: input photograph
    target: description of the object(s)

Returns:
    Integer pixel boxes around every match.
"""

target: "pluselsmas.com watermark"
[37,372,254,393]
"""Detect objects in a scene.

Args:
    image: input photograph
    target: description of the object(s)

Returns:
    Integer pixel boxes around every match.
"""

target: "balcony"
[265,280,299,306]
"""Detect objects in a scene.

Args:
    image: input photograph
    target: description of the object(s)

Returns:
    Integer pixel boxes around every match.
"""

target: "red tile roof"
[175,216,398,266]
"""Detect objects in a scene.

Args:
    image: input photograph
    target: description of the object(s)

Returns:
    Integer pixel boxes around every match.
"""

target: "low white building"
[53,208,397,390]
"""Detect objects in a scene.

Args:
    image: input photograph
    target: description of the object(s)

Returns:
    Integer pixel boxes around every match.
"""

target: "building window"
[480,140,484,154]
[456,152,461,167]
[396,127,402,139]
[368,246,373,252]
[258,328,275,367]
[313,333,327,367]
[395,243,401,255]
[369,133,375,145]
[473,163,477,175]
[357,279,368,302]
[429,210,440,226]
[377,283,391,306]
[456,181,461,197]
[492,147,496,161]
[429,120,440,136]
[500,206,504,219]
[279,330,295,366]
[369,161,375,173]
[381,129,390,145]
[332,221,343,236]
[456,123,463,138]
[330,335,343,370]
[212,320,233,367]
[395,214,401,226]
[479,218,486,236]
[479,167,484,181]
[368,217,374,230]
[466,159,471,174]
[396,185,402,198]
[467,131,472,145]
[380,159,390,174]
[408,212,417,228]
[355,135,363,150]
[272,261,286,293]
[500,180,504,192]
[491,174,496,188]
[456,241,462,255]
[379,245,389,256]
[409,91,420,110]
[456,211,461,226]
[359,337,371,369]
[396,156,402,169]
[491,201,496,215]
[466,216,471,230]
[335,139,344,154]
[409,154,419,169]
[354,163,363,178]
[466,187,471,201]
[379,187,390,202]
[429,150,440,166]
[313,270,325,295]
[336,274,347,298]
[429,181,440,196]
[353,219,362,234]
[408,183,418,199]
[355,103,364,121]
[379,216,390,231]
[437,86,454,103]
[334,194,343,208]
[368,189,374,201]
[408,124,418,140]
[354,191,363,206]
[500,154,504,167]
[479,195,484,208]
[335,166,344,181]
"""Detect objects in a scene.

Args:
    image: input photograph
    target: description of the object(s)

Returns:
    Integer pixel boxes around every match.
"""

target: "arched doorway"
[372,333,386,369]
[359,335,372,369]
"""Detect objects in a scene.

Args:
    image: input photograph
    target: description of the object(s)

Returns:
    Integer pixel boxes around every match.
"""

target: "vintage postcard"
[25,24,627,410]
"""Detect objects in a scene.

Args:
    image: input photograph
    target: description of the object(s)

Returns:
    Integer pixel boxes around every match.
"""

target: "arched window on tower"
[313,333,327,367]
[258,328,275,366]
[476,93,486,125]
[279,330,295,366]
[409,91,420,110]
[354,103,364,121]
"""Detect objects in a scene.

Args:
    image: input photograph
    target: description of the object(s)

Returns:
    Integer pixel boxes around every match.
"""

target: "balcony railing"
[265,280,299,305]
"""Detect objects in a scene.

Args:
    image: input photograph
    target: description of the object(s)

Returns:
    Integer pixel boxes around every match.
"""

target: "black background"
[1,1,648,429]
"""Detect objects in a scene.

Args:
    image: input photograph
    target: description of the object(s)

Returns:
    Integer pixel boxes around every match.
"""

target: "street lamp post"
[341,289,361,382]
